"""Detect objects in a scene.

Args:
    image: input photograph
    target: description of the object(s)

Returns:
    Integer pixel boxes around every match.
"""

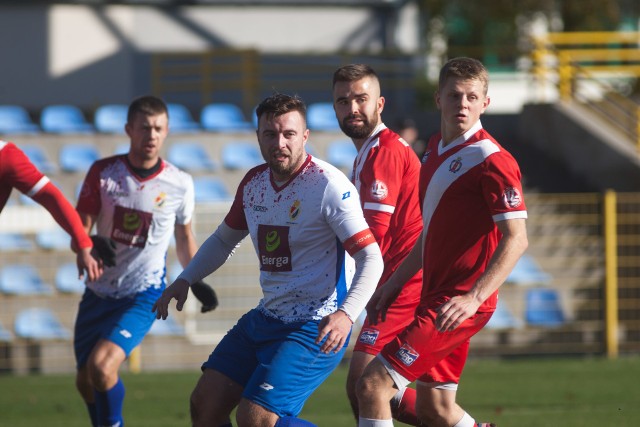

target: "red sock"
[391,387,419,425]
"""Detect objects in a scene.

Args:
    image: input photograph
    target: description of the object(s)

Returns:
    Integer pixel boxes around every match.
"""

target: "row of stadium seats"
[15,139,355,175]
[0,306,185,343]
[0,102,342,135]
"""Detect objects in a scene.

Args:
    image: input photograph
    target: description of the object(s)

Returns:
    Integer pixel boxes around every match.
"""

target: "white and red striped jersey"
[350,123,423,285]
[77,155,194,298]
[225,154,374,322]
[419,121,527,312]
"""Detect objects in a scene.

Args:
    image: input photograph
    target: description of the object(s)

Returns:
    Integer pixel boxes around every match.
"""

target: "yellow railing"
[531,31,640,150]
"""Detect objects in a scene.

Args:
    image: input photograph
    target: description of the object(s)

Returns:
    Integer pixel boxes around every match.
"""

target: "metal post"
[604,190,619,358]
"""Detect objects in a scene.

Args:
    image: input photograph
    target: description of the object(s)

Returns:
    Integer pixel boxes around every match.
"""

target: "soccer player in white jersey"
[74,95,217,427]
[332,64,423,425]
[153,93,384,427]
[356,58,529,427]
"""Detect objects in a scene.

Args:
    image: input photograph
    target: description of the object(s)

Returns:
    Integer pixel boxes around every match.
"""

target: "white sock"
[453,411,476,427]
[358,417,394,427]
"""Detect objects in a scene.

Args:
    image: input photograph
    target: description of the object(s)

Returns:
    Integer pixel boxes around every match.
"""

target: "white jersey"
[77,155,194,298]
[224,154,372,322]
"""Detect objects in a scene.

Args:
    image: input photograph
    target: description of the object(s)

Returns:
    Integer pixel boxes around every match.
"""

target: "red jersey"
[0,141,49,212]
[419,121,527,312]
[351,124,423,285]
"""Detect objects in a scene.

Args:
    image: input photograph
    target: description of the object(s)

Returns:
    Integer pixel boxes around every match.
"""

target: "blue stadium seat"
[326,139,357,169]
[167,142,217,172]
[55,263,85,294]
[0,264,53,295]
[200,103,253,132]
[307,102,340,131]
[221,141,262,170]
[525,288,566,327]
[148,316,185,336]
[506,254,552,286]
[0,105,40,134]
[113,142,129,155]
[0,233,34,252]
[193,176,232,203]
[0,321,13,342]
[19,144,57,174]
[94,104,128,134]
[40,104,94,134]
[14,308,71,340]
[167,103,201,133]
[35,227,71,250]
[58,143,100,173]
[485,298,523,330]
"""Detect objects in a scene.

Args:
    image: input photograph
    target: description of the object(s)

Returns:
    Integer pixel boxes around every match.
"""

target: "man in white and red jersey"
[332,64,423,425]
[357,58,529,427]
[0,140,100,280]
[74,95,218,427]
[153,93,383,427]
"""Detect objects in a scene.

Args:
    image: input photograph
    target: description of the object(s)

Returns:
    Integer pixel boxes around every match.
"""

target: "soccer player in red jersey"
[332,64,423,425]
[0,140,100,281]
[356,57,529,427]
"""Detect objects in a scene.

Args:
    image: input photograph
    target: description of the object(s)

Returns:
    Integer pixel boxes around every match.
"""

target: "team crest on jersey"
[370,180,388,201]
[421,149,431,164]
[396,343,420,366]
[502,186,522,208]
[449,157,463,173]
[258,224,292,272]
[358,328,379,345]
[154,192,167,208]
[289,200,301,220]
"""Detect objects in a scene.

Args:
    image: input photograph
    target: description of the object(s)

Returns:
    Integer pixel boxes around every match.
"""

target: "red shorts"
[353,271,422,354]
[379,305,492,384]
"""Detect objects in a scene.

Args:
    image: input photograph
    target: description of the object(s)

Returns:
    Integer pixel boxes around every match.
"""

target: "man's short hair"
[438,57,489,95]
[127,95,168,124]
[332,63,380,88]
[255,93,307,126]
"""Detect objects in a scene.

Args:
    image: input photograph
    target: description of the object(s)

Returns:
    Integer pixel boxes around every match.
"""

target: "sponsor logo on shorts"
[502,186,522,208]
[396,343,419,366]
[259,382,274,391]
[119,329,132,339]
[358,328,379,345]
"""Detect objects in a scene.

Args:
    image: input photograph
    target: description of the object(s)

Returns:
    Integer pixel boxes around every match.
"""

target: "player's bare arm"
[75,211,104,281]
[436,217,528,332]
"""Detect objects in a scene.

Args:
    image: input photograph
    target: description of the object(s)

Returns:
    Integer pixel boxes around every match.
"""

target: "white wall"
[0,3,420,110]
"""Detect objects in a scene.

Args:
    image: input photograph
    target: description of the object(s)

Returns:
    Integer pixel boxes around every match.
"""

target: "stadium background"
[0,0,639,382]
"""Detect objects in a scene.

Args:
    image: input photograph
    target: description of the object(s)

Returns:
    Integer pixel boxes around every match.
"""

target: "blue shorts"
[74,286,161,369]
[202,308,349,417]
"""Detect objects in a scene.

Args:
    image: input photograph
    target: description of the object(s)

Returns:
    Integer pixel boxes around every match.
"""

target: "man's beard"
[339,115,377,140]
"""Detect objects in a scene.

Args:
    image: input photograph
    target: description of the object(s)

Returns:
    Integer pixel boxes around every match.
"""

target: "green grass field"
[1,356,639,426]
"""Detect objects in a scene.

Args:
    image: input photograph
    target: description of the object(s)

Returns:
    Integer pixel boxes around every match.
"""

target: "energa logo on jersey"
[258,224,292,271]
